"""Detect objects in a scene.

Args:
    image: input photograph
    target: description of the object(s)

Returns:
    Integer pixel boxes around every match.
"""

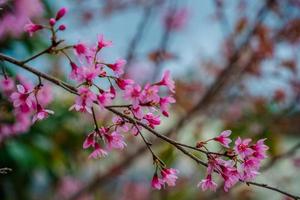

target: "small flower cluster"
[22,7,176,159]
[198,130,269,192]
[0,76,53,141]
[1,7,271,194]
[24,7,67,37]
[68,32,175,158]
[151,167,179,190]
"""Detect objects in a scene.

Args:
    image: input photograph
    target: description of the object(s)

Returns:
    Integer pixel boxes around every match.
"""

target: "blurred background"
[1,0,300,199]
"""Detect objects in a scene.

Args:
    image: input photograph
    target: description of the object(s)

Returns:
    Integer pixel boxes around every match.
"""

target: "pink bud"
[55,7,67,20]
[58,24,66,31]
[24,22,43,37]
[49,18,56,26]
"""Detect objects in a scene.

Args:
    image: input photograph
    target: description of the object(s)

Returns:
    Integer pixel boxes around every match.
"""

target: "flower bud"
[55,7,67,20]
[49,18,56,26]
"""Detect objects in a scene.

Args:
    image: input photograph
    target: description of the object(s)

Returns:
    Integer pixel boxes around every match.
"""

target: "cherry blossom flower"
[161,168,179,187]
[10,84,34,110]
[198,174,217,191]
[151,174,164,190]
[251,138,269,160]
[142,113,161,128]
[214,130,232,148]
[69,87,96,114]
[112,116,129,132]
[0,0,43,39]
[107,59,126,76]
[156,70,175,93]
[234,137,254,158]
[74,43,88,56]
[69,62,80,80]
[140,84,160,104]
[0,77,15,92]
[124,84,142,108]
[105,131,126,150]
[97,92,113,108]
[88,143,107,159]
[24,21,43,36]
[97,34,112,49]
[77,66,101,84]
[32,104,54,123]
[159,96,176,117]
[83,131,96,149]
[116,78,134,90]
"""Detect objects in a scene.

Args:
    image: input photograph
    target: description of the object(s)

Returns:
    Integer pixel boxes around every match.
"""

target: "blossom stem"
[91,107,99,131]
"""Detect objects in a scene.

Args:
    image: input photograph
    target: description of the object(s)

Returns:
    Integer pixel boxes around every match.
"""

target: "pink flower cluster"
[0,76,53,141]
[24,7,67,37]
[65,31,175,157]
[151,168,179,190]
[198,130,269,192]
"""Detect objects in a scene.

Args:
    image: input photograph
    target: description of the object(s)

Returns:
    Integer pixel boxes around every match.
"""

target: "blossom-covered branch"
[1,6,299,200]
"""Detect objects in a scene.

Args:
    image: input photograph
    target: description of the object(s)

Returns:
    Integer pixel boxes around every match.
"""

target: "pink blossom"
[116,78,134,90]
[112,116,129,132]
[131,106,143,119]
[105,131,126,150]
[140,84,160,104]
[151,174,164,190]
[109,85,116,98]
[124,84,141,108]
[97,34,112,49]
[97,92,113,108]
[214,130,232,148]
[107,59,126,76]
[142,113,160,128]
[36,84,53,107]
[56,7,67,21]
[10,84,33,110]
[159,96,176,117]
[32,104,54,123]
[24,21,43,36]
[251,139,269,160]
[0,0,43,39]
[69,87,96,114]
[83,131,96,149]
[234,137,254,158]
[197,174,217,191]
[161,168,179,187]
[69,62,80,80]
[0,77,15,92]
[164,8,188,31]
[77,66,101,84]
[222,169,240,192]
[88,143,107,159]
[74,43,89,56]
[156,70,175,93]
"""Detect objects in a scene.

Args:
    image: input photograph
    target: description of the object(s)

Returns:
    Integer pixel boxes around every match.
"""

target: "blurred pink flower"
[151,174,164,190]
[198,174,217,191]
[164,8,189,31]
[0,0,43,39]
[214,130,232,148]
